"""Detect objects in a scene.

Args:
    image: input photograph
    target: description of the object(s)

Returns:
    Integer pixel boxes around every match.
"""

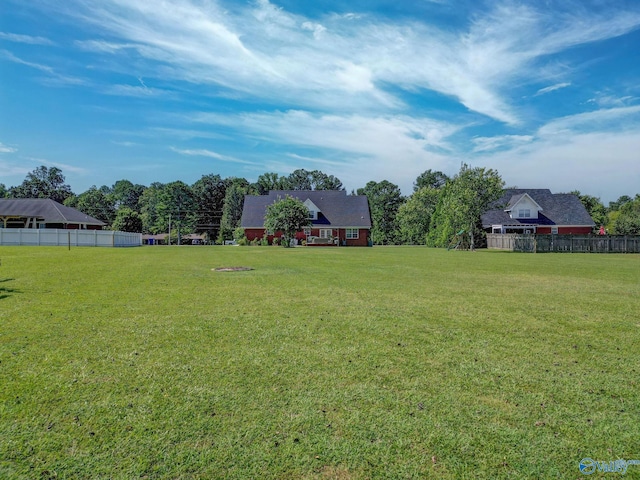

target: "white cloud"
[0,162,30,177]
[285,153,343,168]
[588,94,636,108]
[484,130,640,203]
[474,106,640,202]
[0,142,17,153]
[0,49,86,85]
[104,84,171,97]
[472,135,534,153]
[301,21,326,39]
[75,39,139,53]
[192,109,458,155]
[42,0,640,123]
[535,82,571,96]
[0,32,54,45]
[538,105,640,136]
[170,147,257,165]
[26,158,88,174]
[189,109,458,191]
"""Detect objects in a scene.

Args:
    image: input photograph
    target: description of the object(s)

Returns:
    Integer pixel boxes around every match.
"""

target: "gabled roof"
[504,192,543,212]
[241,190,371,229]
[482,189,594,228]
[0,198,106,226]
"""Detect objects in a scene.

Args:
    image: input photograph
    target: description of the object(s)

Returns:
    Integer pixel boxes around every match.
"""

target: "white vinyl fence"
[0,229,142,247]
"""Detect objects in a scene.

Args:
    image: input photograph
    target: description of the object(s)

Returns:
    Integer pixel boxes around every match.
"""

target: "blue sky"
[1,0,640,203]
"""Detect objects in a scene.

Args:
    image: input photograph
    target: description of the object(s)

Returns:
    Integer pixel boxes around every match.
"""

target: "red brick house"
[0,198,105,230]
[241,190,372,246]
[482,189,595,234]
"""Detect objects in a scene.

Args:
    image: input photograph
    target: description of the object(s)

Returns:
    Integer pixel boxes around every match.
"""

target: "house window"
[319,229,332,239]
[518,209,531,218]
[345,228,359,239]
[551,226,558,234]
[303,227,311,236]
[308,210,315,219]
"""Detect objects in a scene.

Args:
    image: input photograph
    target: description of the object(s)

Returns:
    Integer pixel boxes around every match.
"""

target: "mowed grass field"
[1,245,639,479]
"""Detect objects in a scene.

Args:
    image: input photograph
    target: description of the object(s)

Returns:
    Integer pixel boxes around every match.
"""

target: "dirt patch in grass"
[212,266,254,272]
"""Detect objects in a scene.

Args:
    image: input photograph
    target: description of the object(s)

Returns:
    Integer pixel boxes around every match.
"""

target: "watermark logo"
[580,458,640,475]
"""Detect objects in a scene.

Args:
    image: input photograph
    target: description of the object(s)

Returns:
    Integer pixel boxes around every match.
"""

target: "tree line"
[2,165,639,244]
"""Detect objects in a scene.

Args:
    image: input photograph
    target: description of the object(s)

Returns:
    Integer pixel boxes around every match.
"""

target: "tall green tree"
[0,183,7,198]
[64,185,116,225]
[159,181,197,243]
[9,165,73,203]
[263,195,311,247]
[357,180,404,245]
[608,195,632,212]
[111,180,146,211]
[287,169,313,190]
[310,170,343,190]
[139,183,165,234]
[218,181,248,242]
[612,195,640,234]
[111,207,143,233]
[396,187,440,244]
[253,172,291,195]
[427,164,504,249]
[414,169,449,191]
[287,169,344,191]
[570,190,607,227]
[192,174,227,238]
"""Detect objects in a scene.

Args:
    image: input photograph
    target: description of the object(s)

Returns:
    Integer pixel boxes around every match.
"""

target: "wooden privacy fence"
[487,234,640,253]
[0,229,142,247]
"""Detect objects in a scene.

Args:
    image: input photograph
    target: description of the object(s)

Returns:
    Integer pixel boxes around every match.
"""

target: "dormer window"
[303,198,320,220]
[506,193,542,220]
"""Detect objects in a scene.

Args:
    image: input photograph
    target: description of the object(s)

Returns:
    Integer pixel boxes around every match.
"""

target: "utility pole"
[177,204,181,246]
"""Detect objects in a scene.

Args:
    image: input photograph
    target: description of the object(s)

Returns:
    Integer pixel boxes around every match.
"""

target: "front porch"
[490,224,538,234]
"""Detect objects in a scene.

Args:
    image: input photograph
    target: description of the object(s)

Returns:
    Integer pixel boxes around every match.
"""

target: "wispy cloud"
[473,105,640,201]
[104,84,171,97]
[0,49,85,85]
[482,129,640,203]
[170,147,257,165]
[472,135,534,153]
[588,94,637,108]
[24,157,88,174]
[538,105,640,136]
[0,32,54,45]
[285,153,343,168]
[535,82,571,96]
[50,0,640,123]
[75,39,139,53]
[188,109,458,190]
[192,110,459,156]
[0,142,17,153]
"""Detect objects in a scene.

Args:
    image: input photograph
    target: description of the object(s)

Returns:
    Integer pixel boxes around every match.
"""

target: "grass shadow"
[0,278,18,300]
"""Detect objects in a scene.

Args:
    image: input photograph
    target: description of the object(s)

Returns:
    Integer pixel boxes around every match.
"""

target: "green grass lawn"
[1,245,639,479]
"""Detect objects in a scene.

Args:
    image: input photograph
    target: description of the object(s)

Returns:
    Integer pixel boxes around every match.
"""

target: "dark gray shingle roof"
[481,189,595,227]
[0,198,106,226]
[241,190,371,229]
